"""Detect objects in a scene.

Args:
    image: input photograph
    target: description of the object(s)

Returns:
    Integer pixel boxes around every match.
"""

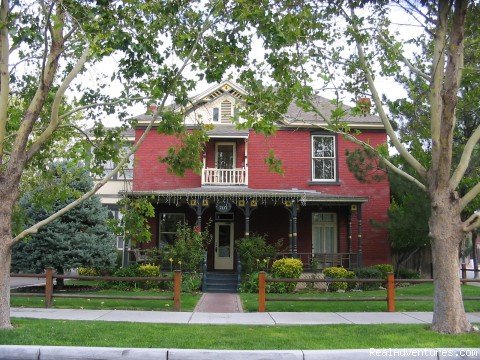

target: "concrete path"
[194,293,243,313]
[10,308,480,325]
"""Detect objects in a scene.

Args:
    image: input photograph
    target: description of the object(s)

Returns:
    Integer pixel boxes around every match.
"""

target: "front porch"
[129,188,369,273]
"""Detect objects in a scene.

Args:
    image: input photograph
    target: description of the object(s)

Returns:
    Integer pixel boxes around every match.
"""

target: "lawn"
[10,284,201,311]
[1,319,479,349]
[241,283,480,312]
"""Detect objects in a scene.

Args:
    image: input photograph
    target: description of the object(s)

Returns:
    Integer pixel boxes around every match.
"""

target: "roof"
[284,95,381,125]
[127,187,368,205]
[134,80,383,129]
[206,125,249,139]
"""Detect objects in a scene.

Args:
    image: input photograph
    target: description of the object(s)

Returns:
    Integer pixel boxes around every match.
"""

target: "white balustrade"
[202,168,247,185]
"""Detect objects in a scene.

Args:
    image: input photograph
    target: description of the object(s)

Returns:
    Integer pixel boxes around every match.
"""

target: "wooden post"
[45,268,54,308]
[173,270,182,311]
[258,271,266,312]
[386,272,395,312]
[461,263,467,285]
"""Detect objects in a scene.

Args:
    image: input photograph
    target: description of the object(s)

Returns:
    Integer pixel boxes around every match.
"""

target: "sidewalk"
[10,307,480,325]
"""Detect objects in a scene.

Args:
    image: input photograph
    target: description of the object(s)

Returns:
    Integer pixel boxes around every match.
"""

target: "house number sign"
[216,201,232,213]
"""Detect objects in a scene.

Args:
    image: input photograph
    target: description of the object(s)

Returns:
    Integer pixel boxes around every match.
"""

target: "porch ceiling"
[126,187,369,205]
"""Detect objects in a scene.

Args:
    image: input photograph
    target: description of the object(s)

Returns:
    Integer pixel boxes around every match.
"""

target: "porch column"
[357,203,363,267]
[244,139,249,186]
[288,217,293,253]
[292,201,298,256]
[244,201,251,237]
[347,208,352,253]
[196,200,203,230]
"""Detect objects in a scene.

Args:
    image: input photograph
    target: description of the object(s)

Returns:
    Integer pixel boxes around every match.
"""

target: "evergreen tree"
[11,165,116,282]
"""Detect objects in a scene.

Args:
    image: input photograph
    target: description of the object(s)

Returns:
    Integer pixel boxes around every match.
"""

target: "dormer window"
[213,108,219,122]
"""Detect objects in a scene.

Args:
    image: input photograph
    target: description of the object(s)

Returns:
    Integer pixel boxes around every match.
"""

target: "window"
[107,206,125,250]
[312,213,337,253]
[213,108,219,122]
[312,135,336,181]
[159,213,185,248]
[99,145,134,180]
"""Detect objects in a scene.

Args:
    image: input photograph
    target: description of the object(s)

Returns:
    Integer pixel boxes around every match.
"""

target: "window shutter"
[221,100,232,123]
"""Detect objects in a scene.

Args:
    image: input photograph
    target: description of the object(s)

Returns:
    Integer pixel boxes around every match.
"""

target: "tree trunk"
[0,239,12,329]
[429,194,472,334]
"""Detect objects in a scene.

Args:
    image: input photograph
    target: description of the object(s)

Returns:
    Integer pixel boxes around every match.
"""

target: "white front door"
[214,222,234,270]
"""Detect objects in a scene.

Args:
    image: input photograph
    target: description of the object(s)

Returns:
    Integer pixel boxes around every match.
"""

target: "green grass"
[1,319,479,349]
[11,286,201,311]
[241,283,480,312]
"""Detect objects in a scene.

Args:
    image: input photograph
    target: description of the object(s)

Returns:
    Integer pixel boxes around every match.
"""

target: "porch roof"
[127,187,369,205]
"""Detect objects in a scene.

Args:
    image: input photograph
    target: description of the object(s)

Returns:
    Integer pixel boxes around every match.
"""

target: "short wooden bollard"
[173,270,182,311]
[258,271,266,312]
[386,272,395,312]
[45,268,54,308]
[461,263,467,285]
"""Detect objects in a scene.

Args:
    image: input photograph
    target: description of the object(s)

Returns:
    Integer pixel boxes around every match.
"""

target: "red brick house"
[130,81,390,276]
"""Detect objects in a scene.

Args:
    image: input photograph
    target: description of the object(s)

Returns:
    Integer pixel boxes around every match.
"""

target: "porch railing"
[202,167,247,186]
[275,252,359,270]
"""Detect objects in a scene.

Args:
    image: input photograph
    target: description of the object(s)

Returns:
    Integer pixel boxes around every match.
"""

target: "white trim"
[311,135,336,182]
[215,142,236,169]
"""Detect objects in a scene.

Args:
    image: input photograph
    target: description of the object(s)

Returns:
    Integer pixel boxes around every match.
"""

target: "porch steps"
[204,272,238,293]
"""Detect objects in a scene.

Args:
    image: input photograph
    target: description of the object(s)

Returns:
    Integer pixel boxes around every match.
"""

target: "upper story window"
[101,146,134,180]
[213,108,219,122]
[312,135,336,181]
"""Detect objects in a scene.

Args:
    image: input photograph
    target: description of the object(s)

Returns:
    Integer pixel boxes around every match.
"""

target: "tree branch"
[459,182,480,211]
[13,11,213,243]
[0,0,9,163]
[348,8,428,180]
[377,32,431,82]
[450,124,480,189]
[26,45,90,161]
[462,212,480,232]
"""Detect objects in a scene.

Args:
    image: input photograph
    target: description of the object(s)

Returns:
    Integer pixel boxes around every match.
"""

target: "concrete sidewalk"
[10,307,480,325]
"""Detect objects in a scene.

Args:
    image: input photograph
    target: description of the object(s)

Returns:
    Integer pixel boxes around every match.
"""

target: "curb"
[0,346,479,360]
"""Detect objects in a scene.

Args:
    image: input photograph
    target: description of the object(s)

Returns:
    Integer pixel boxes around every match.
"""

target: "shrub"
[107,264,141,290]
[354,267,383,290]
[138,264,160,289]
[398,269,421,279]
[323,267,355,292]
[270,258,303,293]
[235,235,279,274]
[372,264,394,279]
[78,267,99,276]
[162,222,211,272]
[241,272,260,293]
[182,272,202,293]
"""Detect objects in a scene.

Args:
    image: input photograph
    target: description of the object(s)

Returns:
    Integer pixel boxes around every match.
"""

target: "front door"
[214,222,234,270]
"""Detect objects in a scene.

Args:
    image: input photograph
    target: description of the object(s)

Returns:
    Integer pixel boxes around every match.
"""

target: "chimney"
[357,97,371,115]
[147,104,157,114]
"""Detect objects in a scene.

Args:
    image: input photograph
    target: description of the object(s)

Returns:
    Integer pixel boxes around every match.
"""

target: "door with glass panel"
[312,213,338,255]
[215,143,236,183]
[214,222,234,270]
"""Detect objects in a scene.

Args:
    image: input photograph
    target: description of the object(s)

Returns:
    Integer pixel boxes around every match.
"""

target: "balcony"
[202,167,248,186]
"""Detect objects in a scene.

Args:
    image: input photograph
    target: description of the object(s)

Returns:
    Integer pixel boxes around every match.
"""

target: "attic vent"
[221,100,232,123]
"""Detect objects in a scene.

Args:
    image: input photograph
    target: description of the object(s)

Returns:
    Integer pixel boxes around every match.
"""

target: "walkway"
[194,293,243,313]
[10,308,480,325]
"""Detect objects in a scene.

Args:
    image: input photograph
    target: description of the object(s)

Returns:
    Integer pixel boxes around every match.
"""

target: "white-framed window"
[107,206,125,250]
[213,108,219,122]
[215,142,236,169]
[312,213,337,253]
[100,145,134,180]
[159,213,185,248]
[312,135,336,181]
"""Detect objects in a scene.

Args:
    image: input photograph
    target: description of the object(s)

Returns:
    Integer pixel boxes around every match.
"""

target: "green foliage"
[264,149,284,175]
[345,148,387,183]
[11,165,116,275]
[241,272,261,293]
[235,235,278,274]
[397,269,421,280]
[162,222,211,272]
[119,198,155,245]
[181,272,202,293]
[372,264,394,279]
[78,268,100,277]
[323,267,355,292]
[354,267,383,291]
[270,258,303,293]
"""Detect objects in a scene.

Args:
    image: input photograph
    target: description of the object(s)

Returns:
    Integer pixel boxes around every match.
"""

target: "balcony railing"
[202,167,248,186]
[275,252,359,270]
